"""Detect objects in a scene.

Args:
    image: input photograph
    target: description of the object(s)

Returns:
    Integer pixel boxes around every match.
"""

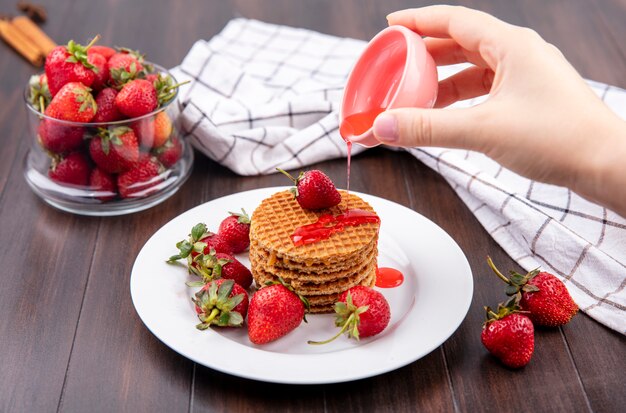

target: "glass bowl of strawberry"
[22,37,194,216]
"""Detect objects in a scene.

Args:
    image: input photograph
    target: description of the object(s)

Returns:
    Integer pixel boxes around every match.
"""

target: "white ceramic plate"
[130,187,473,384]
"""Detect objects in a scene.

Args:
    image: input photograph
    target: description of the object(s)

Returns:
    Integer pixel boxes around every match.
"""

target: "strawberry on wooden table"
[487,257,578,327]
[116,155,163,198]
[48,151,91,186]
[191,279,249,330]
[481,298,535,368]
[217,209,251,254]
[89,126,139,174]
[45,82,97,123]
[45,36,100,96]
[248,279,309,344]
[308,285,390,345]
[277,168,341,210]
[154,136,182,168]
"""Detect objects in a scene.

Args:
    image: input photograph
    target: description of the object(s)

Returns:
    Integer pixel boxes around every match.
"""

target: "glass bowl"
[23,63,193,216]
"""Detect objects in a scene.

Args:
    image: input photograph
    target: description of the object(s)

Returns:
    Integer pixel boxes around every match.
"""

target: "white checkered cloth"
[171,19,626,334]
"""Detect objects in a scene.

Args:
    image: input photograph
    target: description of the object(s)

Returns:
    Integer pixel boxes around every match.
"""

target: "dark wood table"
[1,0,625,411]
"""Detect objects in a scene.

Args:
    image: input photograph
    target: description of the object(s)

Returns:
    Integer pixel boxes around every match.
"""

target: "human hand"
[373,6,626,214]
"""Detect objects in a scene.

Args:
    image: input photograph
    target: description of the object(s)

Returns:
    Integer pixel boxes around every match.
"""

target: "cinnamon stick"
[11,15,56,54]
[0,18,43,66]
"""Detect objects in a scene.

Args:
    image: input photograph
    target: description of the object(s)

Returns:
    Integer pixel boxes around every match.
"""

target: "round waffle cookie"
[249,189,380,313]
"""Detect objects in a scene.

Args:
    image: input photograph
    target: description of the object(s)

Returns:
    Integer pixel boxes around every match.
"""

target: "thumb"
[372,107,479,149]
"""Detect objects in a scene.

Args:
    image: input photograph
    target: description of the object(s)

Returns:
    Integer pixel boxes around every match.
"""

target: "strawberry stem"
[39,95,45,114]
[276,168,297,184]
[84,34,101,51]
[307,313,356,345]
[203,308,220,325]
[486,256,512,284]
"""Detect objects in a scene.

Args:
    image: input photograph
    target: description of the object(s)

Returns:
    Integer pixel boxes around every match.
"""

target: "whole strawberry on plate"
[191,279,249,330]
[487,257,578,327]
[217,209,251,254]
[308,285,390,345]
[277,168,341,210]
[248,279,310,345]
[481,298,535,369]
[183,249,253,290]
[168,223,235,270]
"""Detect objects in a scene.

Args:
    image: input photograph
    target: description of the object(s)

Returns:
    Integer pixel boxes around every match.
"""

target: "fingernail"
[373,113,398,142]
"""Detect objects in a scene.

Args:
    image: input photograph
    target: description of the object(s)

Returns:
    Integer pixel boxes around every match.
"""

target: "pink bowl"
[340,25,438,147]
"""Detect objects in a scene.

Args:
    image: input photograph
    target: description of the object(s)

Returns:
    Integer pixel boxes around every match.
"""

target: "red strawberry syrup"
[291,209,380,246]
[375,267,404,288]
[339,108,385,206]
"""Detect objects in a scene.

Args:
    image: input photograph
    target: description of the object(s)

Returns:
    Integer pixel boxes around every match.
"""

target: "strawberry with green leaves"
[108,51,144,87]
[87,52,109,92]
[116,155,163,198]
[168,223,235,272]
[308,286,390,345]
[277,168,341,210]
[89,126,139,174]
[487,257,578,327]
[45,36,100,96]
[248,279,309,344]
[217,209,251,254]
[45,82,97,123]
[29,74,51,113]
[191,279,249,330]
[481,298,535,368]
[48,151,91,186]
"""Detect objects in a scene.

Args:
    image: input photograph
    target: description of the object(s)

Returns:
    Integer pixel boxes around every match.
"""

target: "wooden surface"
[1,0,625,412]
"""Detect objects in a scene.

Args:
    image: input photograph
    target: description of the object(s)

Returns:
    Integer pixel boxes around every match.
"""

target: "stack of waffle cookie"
[249,190,379,313]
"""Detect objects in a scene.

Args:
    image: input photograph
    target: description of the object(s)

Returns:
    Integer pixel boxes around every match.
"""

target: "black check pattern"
[170,19,626,334]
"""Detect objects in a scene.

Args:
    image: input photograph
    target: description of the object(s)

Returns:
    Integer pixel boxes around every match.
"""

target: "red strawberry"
[45,82,97,123]
[92,88,124,123]
[87,52,109,92]
[145,73,159,84]
[481,300,535,368]
[487,257,578,327]
[277,169,341,210]
[45,36,100,96]
[89,167,117,201]
[213,253,253,289]
[168,223,235,266]
[308,286,390,345]
[48,151,90,186]
[116,155,163,198]
[155,136,182,168]
[88,45,116,60]
[38,120,84,153]
[132,111,173,148]
[191,279,249,330]
[217,209,251,254]
[89,126,139,174]
[248,280,309,344]
[108,52,143,87]
[115,79,157,118]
